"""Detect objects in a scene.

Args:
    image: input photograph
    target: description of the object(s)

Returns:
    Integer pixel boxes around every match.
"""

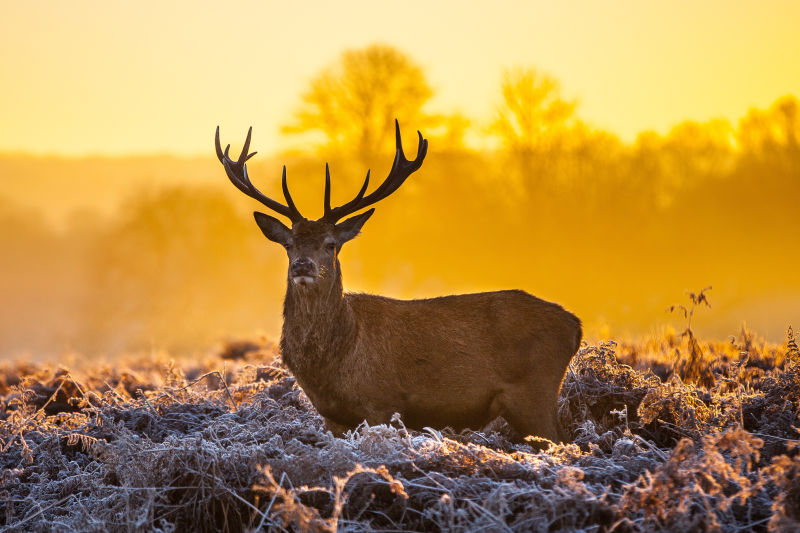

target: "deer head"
[215,120,428,289]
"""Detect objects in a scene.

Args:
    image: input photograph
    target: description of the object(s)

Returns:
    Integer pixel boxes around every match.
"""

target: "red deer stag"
[215,121,581,442]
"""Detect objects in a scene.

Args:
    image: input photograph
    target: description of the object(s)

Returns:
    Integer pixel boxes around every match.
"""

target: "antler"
[320,119,428,224]
[215,126,304,223]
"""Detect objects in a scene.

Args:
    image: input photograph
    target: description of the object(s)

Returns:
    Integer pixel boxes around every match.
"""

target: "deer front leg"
[323,417,350,438]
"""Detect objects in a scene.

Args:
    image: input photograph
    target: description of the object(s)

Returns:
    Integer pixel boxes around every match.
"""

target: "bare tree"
[488,68,578,190]
[283,44,434,163]
[737,95,800,176]
[489,67,577,156]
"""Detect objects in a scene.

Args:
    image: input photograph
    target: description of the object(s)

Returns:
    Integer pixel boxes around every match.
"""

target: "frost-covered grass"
[1,329,799,532]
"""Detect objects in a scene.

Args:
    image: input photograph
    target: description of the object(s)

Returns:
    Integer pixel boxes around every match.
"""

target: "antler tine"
[323,168,370,221]
[239,126,256,162]
[368,123,427,203]
[320,119,426,223]
[215,126,225,161]
[322,162,370,217]
[281,166,302,221]
[214,127,304,223]
[324,163,332,215]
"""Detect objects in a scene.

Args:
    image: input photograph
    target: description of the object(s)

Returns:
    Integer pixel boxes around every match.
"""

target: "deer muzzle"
[290,258,317,286]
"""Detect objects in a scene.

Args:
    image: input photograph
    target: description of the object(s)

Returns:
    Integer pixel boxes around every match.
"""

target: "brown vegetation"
[1,326,798,531]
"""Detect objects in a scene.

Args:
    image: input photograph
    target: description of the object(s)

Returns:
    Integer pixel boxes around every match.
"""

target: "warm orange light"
[1,1,799,155]
[1,2,798,356]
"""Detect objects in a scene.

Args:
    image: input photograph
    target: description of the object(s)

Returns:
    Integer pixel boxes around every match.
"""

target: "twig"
[631,434,669,462]
[223,487,270,524]
[35,379,66,417]
[732,516,771,531]
[255,471,291,532]
[747,432,798,443]
[2,495,72,531]
[177,371,238,411]
[137,388,157,413]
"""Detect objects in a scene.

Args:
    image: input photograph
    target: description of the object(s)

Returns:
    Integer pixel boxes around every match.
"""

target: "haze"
[1,1,798,357]
[2,1,799,155]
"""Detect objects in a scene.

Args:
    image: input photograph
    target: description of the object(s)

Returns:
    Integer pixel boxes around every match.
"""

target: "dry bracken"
[0,331,798,532]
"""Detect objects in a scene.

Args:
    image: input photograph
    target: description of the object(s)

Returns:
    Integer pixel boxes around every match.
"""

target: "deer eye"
[325,242,336,252]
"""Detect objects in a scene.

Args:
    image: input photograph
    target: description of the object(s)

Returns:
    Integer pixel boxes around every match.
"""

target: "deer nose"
[290,258,316,277]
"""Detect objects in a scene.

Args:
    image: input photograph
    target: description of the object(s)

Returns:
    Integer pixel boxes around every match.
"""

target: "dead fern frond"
[787,326,800,367]
[668,286,715,387]
[64,432,99,453]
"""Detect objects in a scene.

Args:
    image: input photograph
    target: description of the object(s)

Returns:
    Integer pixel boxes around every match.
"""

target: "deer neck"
[280,267,357,372]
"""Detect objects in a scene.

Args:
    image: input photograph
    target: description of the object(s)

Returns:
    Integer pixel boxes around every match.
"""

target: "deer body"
[285,287,580,440]
[215,121,581,442]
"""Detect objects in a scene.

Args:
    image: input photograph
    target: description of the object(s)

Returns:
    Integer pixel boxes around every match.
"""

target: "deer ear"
[253,212,291,246]
[335,209,375,243]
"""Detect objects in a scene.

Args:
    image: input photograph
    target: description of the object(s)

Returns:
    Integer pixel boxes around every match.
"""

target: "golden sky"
[1,0,799,156]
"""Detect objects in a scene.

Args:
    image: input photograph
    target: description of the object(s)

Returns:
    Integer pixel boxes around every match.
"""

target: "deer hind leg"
[497,384,564,443]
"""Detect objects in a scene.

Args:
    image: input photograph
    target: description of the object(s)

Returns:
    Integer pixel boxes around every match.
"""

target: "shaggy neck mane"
[280,262,357,379]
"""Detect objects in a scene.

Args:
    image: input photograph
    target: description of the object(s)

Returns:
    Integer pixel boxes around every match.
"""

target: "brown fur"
[275,220,581,442]
[217,124,581,442]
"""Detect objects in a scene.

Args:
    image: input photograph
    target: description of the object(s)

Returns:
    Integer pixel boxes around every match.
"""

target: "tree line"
[1,44,798,356]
